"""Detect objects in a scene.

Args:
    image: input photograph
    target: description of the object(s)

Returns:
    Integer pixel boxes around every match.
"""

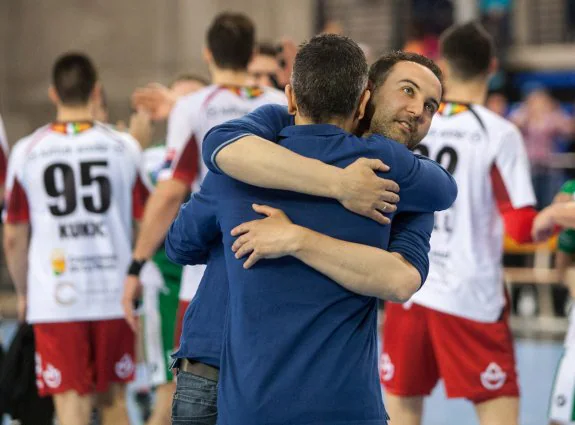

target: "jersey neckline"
[50,121,95,135]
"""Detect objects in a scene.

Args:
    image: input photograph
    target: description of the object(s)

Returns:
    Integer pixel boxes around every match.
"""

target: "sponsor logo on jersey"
[59,221,107,239]
[51,249,66,275]
[43,363,62,389]
[115,354,135,379]
[480,362,507,390]
[380,353,395,382]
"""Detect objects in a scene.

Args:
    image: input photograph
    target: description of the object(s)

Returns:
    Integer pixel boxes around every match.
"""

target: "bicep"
[398,155,458,213]
[202,104,292,173]
[165,184,220,265]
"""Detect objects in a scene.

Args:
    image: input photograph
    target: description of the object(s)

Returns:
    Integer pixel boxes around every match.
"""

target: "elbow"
[384,270,421,302]
[437,180,458,211]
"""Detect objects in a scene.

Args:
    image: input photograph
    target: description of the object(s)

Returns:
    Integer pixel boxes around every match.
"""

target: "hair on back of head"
[291,33,368,123]
[207,12,255,71]
[440,21,494,80]
[52,52,98,106]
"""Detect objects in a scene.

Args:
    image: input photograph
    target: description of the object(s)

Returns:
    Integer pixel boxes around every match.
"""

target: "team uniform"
[159,84,286,343]
[4,121,149,396]
[139,143,183,386]
[382,102,536,402]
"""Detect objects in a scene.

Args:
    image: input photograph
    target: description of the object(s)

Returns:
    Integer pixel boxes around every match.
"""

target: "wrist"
[330,168,347,201]
[290,225,309,256]
[127,258,147,277]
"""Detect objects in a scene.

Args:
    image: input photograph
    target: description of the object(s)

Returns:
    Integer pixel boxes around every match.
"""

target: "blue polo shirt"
[167,120,456,425]
[169,240,226,368]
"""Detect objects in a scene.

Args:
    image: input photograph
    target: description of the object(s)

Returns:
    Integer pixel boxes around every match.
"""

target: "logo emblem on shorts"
[557,395,567,407]
[115,354,135,379]
[480,362,506,390]
[43,363,62,389]
[380,353,395,382]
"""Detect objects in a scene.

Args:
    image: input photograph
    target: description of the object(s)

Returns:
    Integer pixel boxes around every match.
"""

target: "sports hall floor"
[1,319,563,425]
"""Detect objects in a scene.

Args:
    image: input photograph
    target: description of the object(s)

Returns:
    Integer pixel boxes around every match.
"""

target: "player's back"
[411,102,535,322]
[6,122,147,323]
[160,84,286,191]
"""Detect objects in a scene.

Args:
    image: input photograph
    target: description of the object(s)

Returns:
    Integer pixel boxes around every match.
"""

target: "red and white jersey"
[159,84,286,301]
[410,102,536,322]
[0,114,10,189]
[4,122,149,323]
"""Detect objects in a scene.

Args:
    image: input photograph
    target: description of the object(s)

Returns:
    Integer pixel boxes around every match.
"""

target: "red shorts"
[380,302,519,403]
[174,300,190,348]
[33,319,135,396]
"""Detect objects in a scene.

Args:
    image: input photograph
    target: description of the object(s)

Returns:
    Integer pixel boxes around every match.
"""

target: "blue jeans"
[171,370,218,425]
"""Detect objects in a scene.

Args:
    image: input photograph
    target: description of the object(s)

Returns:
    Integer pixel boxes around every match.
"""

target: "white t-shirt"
[4,121,149,323]
[160,84,287,301]
[410,102,536,322]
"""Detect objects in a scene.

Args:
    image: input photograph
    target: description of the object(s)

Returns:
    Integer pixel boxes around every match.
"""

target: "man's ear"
[355,89,371,122]
[48,85,60,106]
[202,47,213,65]
[285,84,297,115]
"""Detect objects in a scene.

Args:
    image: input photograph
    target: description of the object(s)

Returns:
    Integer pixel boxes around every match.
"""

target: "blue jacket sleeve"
[202,104,293,173]
[165,175,220,265]
[388,212,434,287]
[382,140,457,212]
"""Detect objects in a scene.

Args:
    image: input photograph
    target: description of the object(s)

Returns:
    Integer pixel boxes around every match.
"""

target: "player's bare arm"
[231,204,420,302]
[3,223,30,321]
[532,201,575,242]
[214,135,399,225]
[122,178,187,331]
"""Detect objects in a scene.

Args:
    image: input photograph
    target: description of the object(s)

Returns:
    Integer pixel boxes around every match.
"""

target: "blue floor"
[1,322,564,425]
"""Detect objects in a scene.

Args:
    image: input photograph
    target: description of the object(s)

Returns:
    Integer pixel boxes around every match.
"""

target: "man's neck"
[56,106,93,122]
[211,68,250,87]
[443,78,488,106]
[295,114,355,133]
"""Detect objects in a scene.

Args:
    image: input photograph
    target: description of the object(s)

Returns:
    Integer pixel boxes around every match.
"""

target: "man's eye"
[403,87,414,96]
[425,103,436,113]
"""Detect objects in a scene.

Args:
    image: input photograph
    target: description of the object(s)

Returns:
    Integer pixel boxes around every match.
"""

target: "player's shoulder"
[93,122,142,159]
[259,86,287,105]
[471,104,520,134]
[174,84,221,112]
[11,124,52,156]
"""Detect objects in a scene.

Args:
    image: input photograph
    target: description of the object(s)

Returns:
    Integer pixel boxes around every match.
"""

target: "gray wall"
[0,0,313,144]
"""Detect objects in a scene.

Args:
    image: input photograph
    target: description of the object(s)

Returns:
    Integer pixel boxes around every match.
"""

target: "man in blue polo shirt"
[166,34,456,425]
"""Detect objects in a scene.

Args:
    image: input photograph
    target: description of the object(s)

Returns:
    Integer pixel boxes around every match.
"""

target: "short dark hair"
[291,34,368,123]
[207,12,255,71]
[170,73,209,88]
[256,42,278,58]
[369,51,443,93]
[440,22,494,80]
[52,53,97,106]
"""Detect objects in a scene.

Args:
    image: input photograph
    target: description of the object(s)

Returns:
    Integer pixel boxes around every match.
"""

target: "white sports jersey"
[0,114,10,187]
[159,84,287,302]
[410,102,536,322]
[4,122,149,323]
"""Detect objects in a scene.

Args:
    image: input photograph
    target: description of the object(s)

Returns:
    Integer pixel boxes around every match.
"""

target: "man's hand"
[129,108,153,149]
[231,204,300,269]
[122,275,143,332]
[337,158,399,225]
[554,192,572,204]
[17,294,26,323]
[531,207,556,242]
[131,83,178,121]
